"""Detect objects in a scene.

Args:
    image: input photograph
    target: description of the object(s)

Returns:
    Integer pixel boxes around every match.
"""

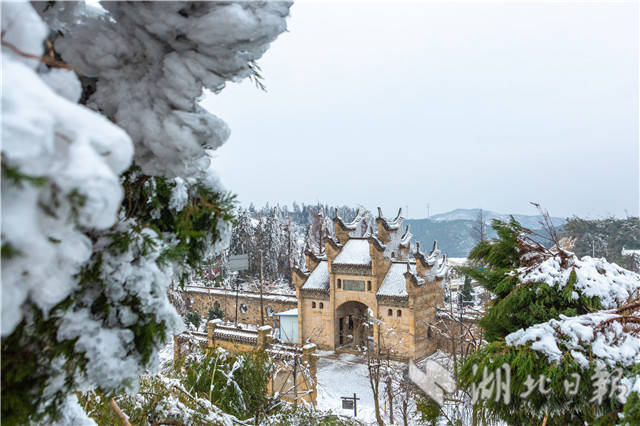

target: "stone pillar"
[208,319,222,350]
[173,334,180,362]
[302,343,318,404]
[257,325,273,349]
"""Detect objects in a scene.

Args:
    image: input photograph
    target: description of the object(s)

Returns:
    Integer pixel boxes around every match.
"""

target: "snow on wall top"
[622,248,640,256]
[506,310,640,369]
[301,261,329,291]
[377,263,414,297]
[518,255,640,309]
[274,308,298,316]
[333,239,371,265]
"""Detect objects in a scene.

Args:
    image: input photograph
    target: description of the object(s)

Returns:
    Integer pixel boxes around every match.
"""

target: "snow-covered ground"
[316,352,379,424]
[315,351,454,425]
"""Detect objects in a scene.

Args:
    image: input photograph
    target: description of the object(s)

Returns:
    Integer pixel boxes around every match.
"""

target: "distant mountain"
[406,209,566,258]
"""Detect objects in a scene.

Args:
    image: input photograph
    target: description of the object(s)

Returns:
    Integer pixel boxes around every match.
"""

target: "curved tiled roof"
[333,239,371,266]
[377,262,414,297]
[301,260,329,291]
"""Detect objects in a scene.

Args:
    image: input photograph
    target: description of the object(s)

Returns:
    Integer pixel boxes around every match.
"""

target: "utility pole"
[234,272,239,326]
[427,203,430,218]
[286,217,292,282]
[259,250,264,326]
[292,355,298,407]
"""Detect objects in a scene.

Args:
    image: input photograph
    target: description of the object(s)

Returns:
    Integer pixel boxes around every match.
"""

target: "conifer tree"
[458,218,640,425]
[461,275,473,302]
[1,2,290,422]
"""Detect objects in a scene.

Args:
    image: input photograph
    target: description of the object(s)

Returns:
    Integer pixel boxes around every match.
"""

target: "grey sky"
[201,1,639,219]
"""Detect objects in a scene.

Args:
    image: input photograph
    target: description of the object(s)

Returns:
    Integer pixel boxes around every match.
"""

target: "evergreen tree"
[458,218,640,425]
[1,2,290,423]
[562,216,640,271]
[461,275,473,302]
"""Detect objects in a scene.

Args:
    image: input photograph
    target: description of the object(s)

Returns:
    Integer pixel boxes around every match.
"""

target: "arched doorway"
[335,301,373,350]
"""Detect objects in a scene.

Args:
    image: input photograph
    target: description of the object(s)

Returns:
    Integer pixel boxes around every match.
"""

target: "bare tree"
[471,209,487,244]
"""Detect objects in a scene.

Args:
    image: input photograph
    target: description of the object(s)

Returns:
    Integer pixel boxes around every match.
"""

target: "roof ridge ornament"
[394,208,402,221]
[430,240,438,255]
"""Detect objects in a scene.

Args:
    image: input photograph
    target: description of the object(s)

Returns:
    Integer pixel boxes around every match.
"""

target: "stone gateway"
[292,208,447,360]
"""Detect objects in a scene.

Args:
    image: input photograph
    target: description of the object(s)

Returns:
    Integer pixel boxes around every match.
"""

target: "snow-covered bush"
[1,1,290,422]
[458,218,640,425]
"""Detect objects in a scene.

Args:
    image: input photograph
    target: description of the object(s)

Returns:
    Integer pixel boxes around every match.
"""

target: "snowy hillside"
[428,208,566,229]
[407,208,566,257]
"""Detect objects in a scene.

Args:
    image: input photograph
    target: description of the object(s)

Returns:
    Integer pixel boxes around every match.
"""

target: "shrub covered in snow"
[458,218,640,425]
[1,1,290,423]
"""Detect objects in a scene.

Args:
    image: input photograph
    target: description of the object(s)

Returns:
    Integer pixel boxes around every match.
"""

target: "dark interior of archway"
[336,301,373,349]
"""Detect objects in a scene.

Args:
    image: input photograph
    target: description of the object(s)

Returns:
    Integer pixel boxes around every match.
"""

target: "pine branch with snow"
[1,1,290,423]
[458,217,640,425]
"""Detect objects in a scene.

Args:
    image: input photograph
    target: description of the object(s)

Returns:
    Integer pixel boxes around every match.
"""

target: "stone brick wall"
[178,322,319,405]
[411,280,444,359]
[185,287,297,329]
[299,295,333,348]
[377,303,414,358]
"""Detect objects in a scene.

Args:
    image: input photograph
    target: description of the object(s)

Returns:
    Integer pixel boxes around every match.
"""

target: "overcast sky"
[201,1,639,219]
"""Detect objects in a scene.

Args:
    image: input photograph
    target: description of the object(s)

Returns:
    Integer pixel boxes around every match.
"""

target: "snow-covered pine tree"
[458,218,640,425]
[262,207,284,278]
[1,1,290,423]
[461,275,473,302]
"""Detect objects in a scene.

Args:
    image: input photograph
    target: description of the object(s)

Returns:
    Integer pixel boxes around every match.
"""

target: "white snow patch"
[301,261,330,291]
[518,255,640,309]
[333,239,371,265]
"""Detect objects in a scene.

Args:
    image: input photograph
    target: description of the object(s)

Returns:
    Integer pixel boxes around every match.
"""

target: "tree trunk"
[386,376,394,424]
[259,250,264,326]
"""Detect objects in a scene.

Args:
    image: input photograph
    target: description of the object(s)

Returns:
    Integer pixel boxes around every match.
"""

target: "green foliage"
[563,216,640,270]
[120,166,236,284]
[1,161,47,188]
[270,405,363,425]
[78,347,361,425]
[185,311,202,329]
[177,349,272,420]
[2,164,237,424]
[457,217,638,425]
[461,275,473,302]
[1,242,22,259]
[1,301,83,425]
[415,396,442,425]
[208,306,224,321]
[80,375,238,425]
[462,218,599,342]
[458,342,631,425]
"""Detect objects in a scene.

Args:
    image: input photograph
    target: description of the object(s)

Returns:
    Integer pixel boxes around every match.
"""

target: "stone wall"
[185,287,297,329]
[411,280,444,359]
[174,323,317,405]
[298,295,333,348]
[377,303,414,358]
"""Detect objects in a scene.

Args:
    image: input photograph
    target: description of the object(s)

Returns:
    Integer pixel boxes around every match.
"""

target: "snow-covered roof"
[274,308,298,316]
[518,255,640,309]
[301,261,329,291]
[377,263,413,297]
[622,248,640,256]
[333,239,371,265]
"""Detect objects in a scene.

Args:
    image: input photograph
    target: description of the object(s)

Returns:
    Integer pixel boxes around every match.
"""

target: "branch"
[1,39,84,75]
[109,398,131,426]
